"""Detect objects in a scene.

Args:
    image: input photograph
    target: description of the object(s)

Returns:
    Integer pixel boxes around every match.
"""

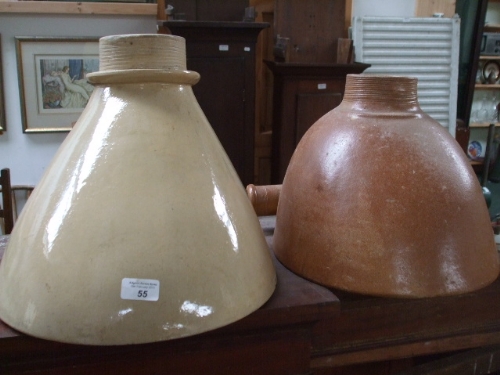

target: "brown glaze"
[273,74,500,298]
[246,184,282,216]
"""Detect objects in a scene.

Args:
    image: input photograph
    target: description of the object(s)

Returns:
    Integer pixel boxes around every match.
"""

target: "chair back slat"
[11,186,35,222]
[0,169,14,234]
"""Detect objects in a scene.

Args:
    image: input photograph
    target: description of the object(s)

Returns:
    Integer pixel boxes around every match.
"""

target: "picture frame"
[0,34,6,133]
[15,36,99,133]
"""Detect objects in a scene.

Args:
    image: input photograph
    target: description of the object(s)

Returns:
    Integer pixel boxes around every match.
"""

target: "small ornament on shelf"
[468,140,484,160]
[483,60,500,84]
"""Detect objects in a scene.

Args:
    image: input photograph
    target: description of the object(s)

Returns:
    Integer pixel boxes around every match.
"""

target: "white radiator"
[351,16,460,136]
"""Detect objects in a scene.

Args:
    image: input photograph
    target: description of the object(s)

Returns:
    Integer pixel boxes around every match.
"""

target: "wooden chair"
[11,185,34,222]
[0,168,14,235]
[0,184,35,231]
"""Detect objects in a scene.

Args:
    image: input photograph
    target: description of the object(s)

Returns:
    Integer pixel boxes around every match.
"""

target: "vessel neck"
[342,75,420,113]
[86,34,198,86]
[99,34,186,71]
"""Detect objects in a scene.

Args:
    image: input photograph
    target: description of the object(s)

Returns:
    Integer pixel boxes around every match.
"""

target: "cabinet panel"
[189,57,246,178]
[274,0,346,63]
[296,92,342,144]
[162,0,248,21]
[163,21,268,186]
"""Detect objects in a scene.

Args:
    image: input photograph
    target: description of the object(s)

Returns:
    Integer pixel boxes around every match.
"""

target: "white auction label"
[121,278,160,301]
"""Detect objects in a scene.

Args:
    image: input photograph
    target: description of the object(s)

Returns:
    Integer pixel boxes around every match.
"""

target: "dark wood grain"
[394,344,500,375]
[274,0,346,63]
[158,1,249,22]
[159,21,268,186]
[0,168,14,234]
[311,266,500,372]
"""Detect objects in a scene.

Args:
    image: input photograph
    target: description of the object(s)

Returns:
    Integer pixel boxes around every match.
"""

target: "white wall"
[353,0,416,18]
[486,1,500,25]
[0,13,156,185]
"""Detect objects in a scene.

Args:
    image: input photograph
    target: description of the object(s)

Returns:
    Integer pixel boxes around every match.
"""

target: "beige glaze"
[274,74,499,298]
[0,34,276,344]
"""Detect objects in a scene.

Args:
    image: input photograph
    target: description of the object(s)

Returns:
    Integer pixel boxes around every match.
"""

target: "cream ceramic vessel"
[0,34,276,345]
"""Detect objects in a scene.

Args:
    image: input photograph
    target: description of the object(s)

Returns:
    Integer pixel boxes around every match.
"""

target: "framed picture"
[0,34,6,133]
[15,37,99,133]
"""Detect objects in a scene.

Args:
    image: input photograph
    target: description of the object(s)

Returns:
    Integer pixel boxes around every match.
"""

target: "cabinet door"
[188,57,250,184]
[272,79,345,183]
[296,92,342,144]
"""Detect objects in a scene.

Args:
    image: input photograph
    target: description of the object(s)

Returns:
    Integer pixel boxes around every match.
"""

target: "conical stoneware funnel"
[273,74,499,298]
[0,34,276,344]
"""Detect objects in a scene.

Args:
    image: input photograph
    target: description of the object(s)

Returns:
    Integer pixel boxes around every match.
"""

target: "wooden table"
[0,222,339,375]
[311,272,500,374]
[1,220,500,374]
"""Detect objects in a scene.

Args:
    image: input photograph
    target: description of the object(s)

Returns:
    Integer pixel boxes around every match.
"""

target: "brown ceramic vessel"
[273,74,500,298]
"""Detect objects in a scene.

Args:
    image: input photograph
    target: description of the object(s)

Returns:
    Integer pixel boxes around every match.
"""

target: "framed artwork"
[15,37,99,133]
[0,34,5,133]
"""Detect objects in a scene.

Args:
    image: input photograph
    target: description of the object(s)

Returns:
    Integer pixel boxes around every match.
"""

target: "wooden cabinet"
[458,0,500,172]
[469,55,500,164]
[470,55,500,128]
[265,61,370,183]
[160,21,267,186]
[273,0,346,64]
[468,22,500,170]
[159,0,248,21]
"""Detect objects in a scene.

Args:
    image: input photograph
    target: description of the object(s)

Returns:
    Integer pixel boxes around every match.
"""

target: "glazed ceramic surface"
[0,34,276,344]
[274,74,499,298]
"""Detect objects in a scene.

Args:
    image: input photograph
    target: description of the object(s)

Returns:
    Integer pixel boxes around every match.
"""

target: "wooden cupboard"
[160,21,267,186]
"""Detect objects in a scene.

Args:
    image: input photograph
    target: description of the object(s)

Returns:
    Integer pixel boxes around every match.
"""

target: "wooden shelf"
[475,84,500,89]
[480,55,500,60]
[484,24,500,32]
[470,122,500,128]
[0,0,156,15]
